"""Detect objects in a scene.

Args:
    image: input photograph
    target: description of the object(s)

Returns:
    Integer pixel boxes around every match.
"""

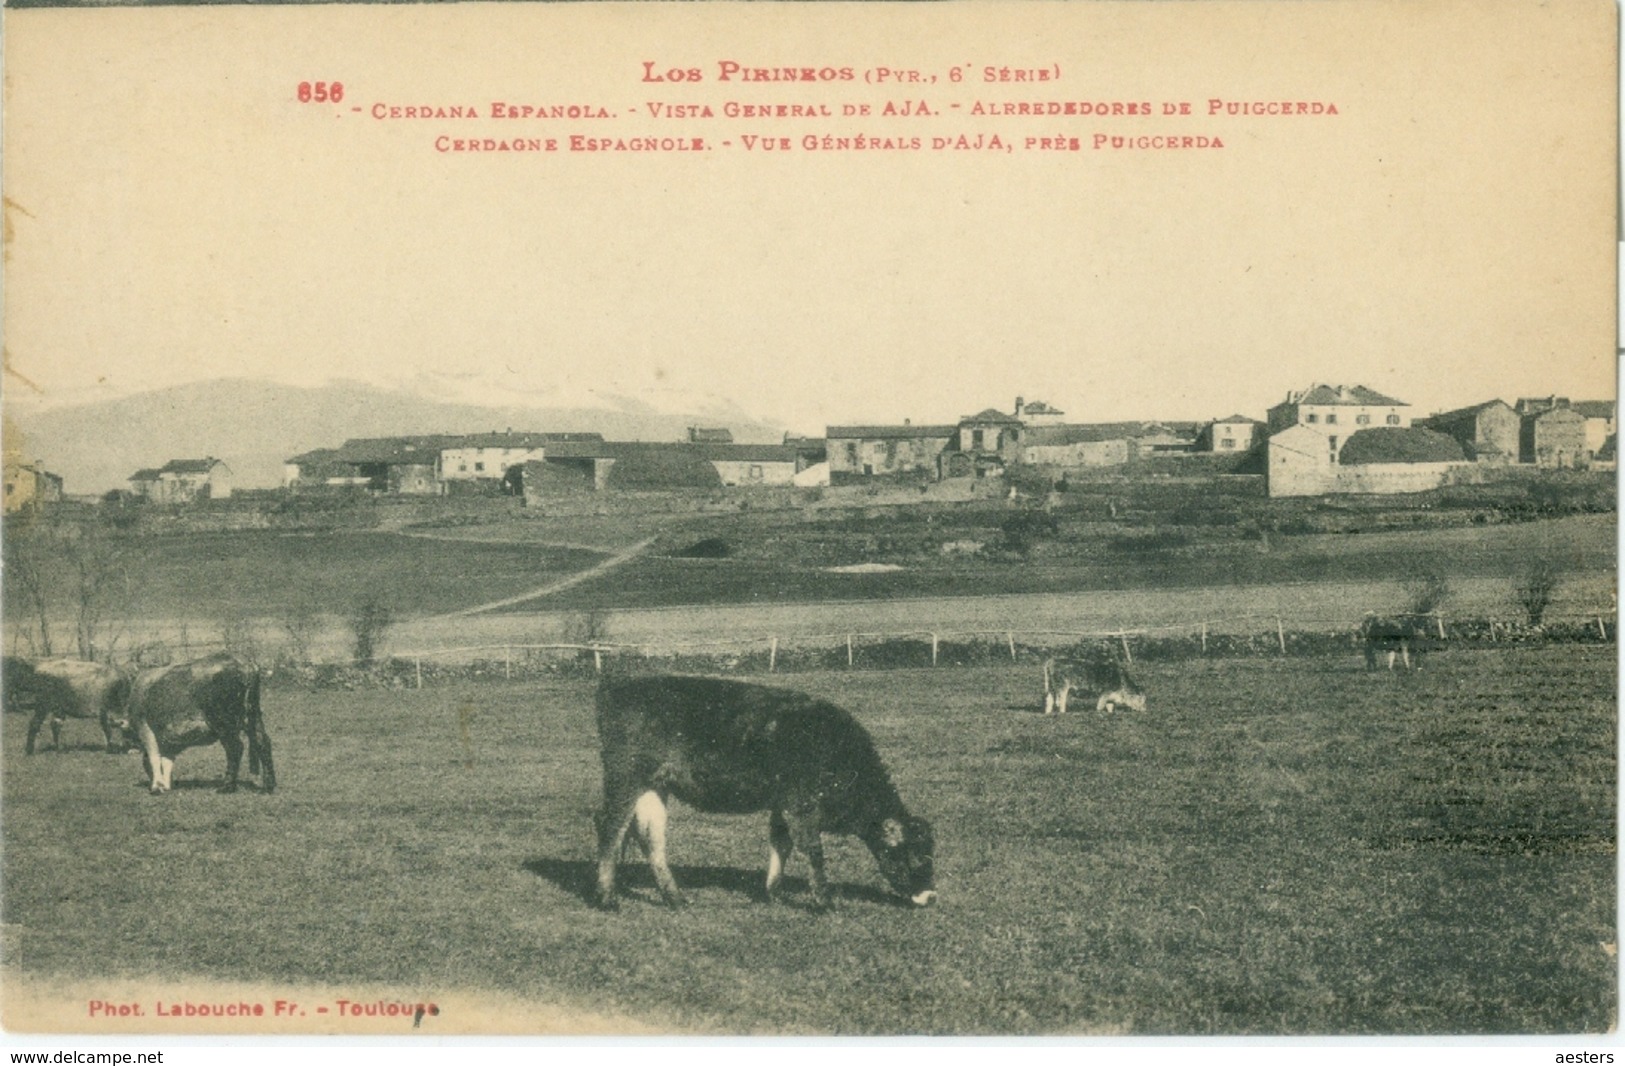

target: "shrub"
[1404,571,1452,616]
[1514,560,1563,625]
[347,596,394,667]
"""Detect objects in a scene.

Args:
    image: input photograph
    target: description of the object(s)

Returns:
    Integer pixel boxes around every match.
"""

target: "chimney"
[1015,396,1025,417]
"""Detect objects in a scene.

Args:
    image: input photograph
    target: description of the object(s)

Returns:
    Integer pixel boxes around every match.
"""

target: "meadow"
[2,647,1614,1035]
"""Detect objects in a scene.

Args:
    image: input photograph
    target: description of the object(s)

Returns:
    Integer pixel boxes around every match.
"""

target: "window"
[474,462,485,472]
[1386,414,1401,425]
[972,429,985,449]
[845,443,858,463]
[1325,413,1337,425]
[1306,413,1319,423]
[749,465,763,480]
[1356,414,1371,425]
[1220,438,1235,450]
[1328,436,1338,453]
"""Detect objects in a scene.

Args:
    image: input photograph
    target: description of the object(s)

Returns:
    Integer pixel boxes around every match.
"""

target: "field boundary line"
[429,536,658,619]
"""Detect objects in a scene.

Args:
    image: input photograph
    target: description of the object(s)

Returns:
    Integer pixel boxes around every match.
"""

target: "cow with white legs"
[1042,651,1146,715]
[1360,613,1436,671]
[593,674,936,912]
[4,657,132,754]
[123,653,275,794]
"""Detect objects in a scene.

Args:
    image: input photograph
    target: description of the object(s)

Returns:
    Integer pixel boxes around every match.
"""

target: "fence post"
[415,656,422,690]
[1436,613,1446,640]
[847,634,854,668]
[1597,615,1608,640]
[769,637,778,672]
[1277,619,1287,655]
[593,646,602,673]
[1488,620,1498,642]
[1007,632,1017,662]
[504,645,512,680]
[1118,630,1133,664]
[1200,622,1208,655]
[931,633,939,667]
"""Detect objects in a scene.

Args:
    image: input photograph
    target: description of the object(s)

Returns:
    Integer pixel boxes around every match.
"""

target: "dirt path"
[430,536,659,619]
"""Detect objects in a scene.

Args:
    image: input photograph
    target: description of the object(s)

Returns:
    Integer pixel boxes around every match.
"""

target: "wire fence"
[386,605,1617,687]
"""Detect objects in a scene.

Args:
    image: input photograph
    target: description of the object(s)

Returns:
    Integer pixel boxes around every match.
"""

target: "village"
[3,384,1614,514]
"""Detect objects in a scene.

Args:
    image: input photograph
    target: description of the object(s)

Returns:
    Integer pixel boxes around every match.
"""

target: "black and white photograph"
[0,0,1617,1047]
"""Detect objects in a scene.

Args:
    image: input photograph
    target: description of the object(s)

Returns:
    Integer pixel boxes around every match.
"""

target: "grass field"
[2,647,1614,1035]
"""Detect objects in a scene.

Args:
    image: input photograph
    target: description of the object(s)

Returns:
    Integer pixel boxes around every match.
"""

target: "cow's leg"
[49,716,64,752]
[1400,642,1412,670]
[24,710,46,755]
[594,790,642,910]
[1056,684,1070,715]
[219,733,245,793]
[1043,688,1055,715]
[631,791,685,908]
[1364,642,1377,670]
[766,810,794,902]
[100,715,122,754]
[783,809,831,911]
[137,723,167,793]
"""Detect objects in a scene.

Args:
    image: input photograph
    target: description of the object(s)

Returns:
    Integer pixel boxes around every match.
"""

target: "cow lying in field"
[1042,653,1146,715]
[4,657,132,754]
[1359,613,1437,671]
[123,653,275,794]
[593,674,936,912]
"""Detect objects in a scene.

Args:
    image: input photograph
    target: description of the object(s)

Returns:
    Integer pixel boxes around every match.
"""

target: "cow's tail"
[244,670,276,793]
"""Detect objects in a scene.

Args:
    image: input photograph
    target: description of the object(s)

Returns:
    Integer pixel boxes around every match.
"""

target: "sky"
[3,1,1617,437]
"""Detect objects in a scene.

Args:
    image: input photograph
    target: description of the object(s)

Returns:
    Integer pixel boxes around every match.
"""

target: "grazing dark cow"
[1360,613,1436,671]
[4,657,132,754]
[123,653,274,794]
[1042,653,1146,715]
[594,674,936,912]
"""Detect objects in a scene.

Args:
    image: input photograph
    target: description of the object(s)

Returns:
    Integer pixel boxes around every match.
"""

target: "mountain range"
[5,378,787,495]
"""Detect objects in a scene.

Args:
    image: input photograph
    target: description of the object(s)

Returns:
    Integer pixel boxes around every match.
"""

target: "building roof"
[159,458,226,475]
[1571,401,1616,420]
[448,432,603,448]
[1019,400,1065,416]
[1212,414,1261,425]
[1526,405,1586,423]
[1337,427,1465,465]
[825,424,958,440]
[542,441,798,463]
[1422,399,1514,425]
[960,408,1023,425]
[1283,384,1408,407]
[129,468,162,481]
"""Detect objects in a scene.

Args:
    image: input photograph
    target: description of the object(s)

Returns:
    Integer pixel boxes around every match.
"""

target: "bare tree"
[3,527,55,657]
[63,522,131,662]
[1403,570,1452,617]
[1514,560,1563,626]
[347,596,394,667]
[277,592,325,664]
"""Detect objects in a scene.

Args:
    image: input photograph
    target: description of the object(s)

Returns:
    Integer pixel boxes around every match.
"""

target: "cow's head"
[867,815,937,907]
[1096,663,1148,714]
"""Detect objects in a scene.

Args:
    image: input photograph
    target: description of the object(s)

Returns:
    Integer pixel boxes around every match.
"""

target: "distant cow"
[4,657,132,754]
[1360,613,1437,671]
[123,654,275,794]
[1042,653,1146,715]
[593,674,936,912]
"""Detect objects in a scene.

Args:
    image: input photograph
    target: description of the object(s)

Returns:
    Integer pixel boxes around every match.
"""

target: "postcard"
[1,0,1616,1043]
